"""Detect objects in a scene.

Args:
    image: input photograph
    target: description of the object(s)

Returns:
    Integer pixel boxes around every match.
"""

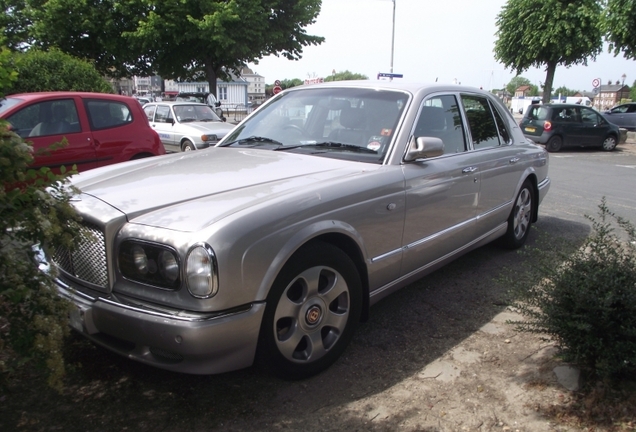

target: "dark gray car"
[603,102,636,131]
[520,103,620,152]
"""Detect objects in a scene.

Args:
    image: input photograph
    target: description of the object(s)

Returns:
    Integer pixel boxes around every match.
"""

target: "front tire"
[601,135,617,151]
[257,242,362,379]
[546,136,562,152]
[500,180,534,249]
[182,140,194,151]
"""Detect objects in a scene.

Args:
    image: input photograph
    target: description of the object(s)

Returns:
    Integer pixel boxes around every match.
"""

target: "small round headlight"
[186,245,218,298]
[158,250,179,283]
[132,245,148,274]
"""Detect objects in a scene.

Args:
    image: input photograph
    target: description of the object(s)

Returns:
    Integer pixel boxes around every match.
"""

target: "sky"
[247,0,636,92]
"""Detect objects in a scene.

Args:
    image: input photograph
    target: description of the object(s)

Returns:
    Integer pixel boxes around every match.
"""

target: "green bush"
[505,198,636,379]
[8,48,113,94]
[0,121,82,391]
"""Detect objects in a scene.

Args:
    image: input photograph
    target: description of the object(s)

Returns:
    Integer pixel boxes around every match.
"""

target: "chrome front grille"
[52,222,108,289]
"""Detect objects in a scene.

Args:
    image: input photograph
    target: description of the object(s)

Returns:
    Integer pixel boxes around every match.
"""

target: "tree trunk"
[204,61,218,97]
[542,61,557,104]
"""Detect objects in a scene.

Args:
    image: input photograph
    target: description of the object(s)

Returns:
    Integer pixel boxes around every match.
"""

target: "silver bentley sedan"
[50,81,550,379]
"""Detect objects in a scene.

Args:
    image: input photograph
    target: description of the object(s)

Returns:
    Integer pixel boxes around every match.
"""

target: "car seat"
[327,106,366,145]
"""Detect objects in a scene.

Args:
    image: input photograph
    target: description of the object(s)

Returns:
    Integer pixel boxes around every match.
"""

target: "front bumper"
[57,279,265,374]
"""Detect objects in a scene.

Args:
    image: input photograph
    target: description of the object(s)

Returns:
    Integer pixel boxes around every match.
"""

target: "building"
[593,84,631,111]
[241,67,266,104]
[514,85,532,98]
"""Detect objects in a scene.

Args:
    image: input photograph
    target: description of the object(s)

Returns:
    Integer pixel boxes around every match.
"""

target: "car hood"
[72,148,375,232]
[180,121,234,138]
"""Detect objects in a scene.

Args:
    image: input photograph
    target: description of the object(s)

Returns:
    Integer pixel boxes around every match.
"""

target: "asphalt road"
[538,143,636,231]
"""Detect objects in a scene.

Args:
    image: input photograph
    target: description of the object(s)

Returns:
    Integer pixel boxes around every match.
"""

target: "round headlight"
[186,245,218,298]
[158,250,179,283]
[132,245,148,274]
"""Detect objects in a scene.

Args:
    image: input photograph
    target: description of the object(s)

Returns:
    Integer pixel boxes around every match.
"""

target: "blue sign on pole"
[377,72,404,79]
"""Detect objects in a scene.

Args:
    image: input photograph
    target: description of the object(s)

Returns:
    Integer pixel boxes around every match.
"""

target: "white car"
[143,101,234,152]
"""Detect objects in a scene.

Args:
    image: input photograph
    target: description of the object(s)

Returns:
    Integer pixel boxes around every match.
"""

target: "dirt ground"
[2,204,636,431]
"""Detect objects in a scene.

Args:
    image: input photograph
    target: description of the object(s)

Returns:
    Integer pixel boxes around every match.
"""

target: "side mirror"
[215,101,221,107]
[404,136,444,161]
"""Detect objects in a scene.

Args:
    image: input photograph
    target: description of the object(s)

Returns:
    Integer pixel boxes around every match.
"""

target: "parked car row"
[46,82,551,378]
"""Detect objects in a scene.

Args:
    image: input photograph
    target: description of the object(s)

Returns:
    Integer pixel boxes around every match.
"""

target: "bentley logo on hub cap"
[306,306,322,325]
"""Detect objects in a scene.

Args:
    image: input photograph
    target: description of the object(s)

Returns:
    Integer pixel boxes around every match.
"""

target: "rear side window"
[461,95,501,149]
[85,100,133,130]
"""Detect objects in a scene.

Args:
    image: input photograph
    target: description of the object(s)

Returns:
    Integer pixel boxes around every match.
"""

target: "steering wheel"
[283,124,304,134]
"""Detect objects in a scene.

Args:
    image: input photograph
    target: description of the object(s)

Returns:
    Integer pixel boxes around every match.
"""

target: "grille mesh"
[52,222,108,288]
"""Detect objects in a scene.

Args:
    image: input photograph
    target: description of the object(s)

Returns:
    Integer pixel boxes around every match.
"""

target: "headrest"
[340,107,365,129]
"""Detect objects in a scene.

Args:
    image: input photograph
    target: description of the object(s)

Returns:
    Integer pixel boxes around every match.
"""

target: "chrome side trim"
[538,177,550,190]
[475,200,512,220]
[370,248,402,263]
[370,222,507,300]
[404,218,473,251]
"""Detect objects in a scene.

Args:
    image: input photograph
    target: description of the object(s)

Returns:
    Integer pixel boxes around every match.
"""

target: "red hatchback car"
[0,92,165,172]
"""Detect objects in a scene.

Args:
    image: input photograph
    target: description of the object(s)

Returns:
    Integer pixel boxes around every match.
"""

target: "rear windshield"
[526,106,550,121]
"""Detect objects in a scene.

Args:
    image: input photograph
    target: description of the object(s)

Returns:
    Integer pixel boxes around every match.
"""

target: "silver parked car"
[602,102,636,131]
[143,101,234,152]
[48,81,550,378]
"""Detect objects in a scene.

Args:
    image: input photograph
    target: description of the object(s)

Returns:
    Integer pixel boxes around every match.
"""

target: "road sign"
[592,78,600,88]
[273,85,282,95]
[377,72,403,79]
[274,80,281,86]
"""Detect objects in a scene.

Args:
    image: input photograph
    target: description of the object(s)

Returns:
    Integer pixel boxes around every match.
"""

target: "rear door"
[5,96,97,172]
[83,98,139,167]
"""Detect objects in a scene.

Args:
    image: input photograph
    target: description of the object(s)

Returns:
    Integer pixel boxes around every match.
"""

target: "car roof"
[5,91,137,102]
[282,80,494,95]
[145,101,208,106]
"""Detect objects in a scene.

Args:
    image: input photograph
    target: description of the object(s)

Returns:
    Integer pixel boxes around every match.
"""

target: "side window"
[144,105,156,122]
[580,107,600,124]
[85,100,133,130]
[155,105,171,123]
[7,99,80,138]
[414,94,466,154]
[461,95,500,149]
[491,103,512,144]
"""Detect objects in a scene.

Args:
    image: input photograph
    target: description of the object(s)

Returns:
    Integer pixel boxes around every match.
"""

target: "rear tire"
[500,180,534,249]
[546,136,562,152]
[257,242,362,379]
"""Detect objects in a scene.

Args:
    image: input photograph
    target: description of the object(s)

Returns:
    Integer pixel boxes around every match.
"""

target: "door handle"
[509,157,520,164]
[462,166,478,173]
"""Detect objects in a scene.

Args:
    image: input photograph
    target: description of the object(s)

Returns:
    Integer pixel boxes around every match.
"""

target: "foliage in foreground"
[0,123,81,391]
[504,198,636,380]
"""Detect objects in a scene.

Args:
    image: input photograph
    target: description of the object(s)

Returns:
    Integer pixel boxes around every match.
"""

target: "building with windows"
[241,67,266,104]
[593,84,631,111]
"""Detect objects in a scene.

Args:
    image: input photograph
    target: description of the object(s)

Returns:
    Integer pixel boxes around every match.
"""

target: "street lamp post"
[621,73,626,103]
[390,0,396,79]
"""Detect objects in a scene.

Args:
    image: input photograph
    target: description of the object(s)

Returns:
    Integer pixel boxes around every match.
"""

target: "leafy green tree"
[15,0,324,96]
[495,0,603,104]
[7,49,113,94]
[631,80,636,101]
[553,86,578,97]
[324,70,368,82]
[505,76,531,95]
[0,0,32,50]
[605,0,636,60]
[0,45,81,391]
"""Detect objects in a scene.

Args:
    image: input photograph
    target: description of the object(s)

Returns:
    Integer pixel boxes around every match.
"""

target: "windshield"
[173,104,222,122]
[219,87,408,163]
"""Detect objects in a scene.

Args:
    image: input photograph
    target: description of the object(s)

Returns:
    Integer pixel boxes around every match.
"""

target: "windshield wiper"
[221,136,284,147]
[305,142,378,154]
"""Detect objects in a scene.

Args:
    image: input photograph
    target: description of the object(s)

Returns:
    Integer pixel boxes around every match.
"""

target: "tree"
[605,0,636,60]
[324,70,368,82]
[7,49,113,94]
[505,76,531,95]
[553,86,578,97]
[5,1,324,95]
[494,0,603,104]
